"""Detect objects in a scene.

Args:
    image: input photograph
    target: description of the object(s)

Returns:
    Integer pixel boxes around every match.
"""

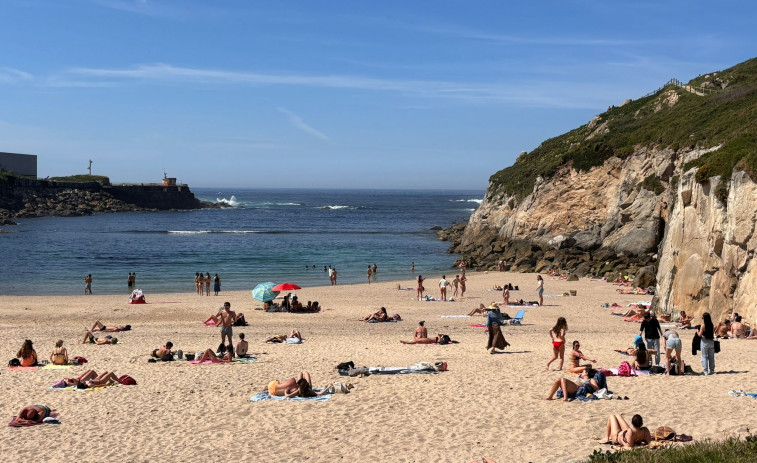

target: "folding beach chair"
[509,310,526,325]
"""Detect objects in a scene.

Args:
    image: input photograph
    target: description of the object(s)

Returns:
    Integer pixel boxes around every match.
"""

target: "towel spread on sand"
[7,366,39,371]
[41,364,72,370]
[249,391,331,402]
[189,356,258,365]
[441,315,471,318]
[614,350,632,356]
[9,412,60,427]
[49,385,118,392]
[203,320,217,326]
[608,368,649,376]
[470,324,487,328]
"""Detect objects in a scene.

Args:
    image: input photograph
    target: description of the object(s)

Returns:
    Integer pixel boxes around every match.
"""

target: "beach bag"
[8,358,20,367]
[118,374,137,386]
[392,314,402,321]
[653,426,676,441]
[617,361,633,377]
[714,340,721,353]
[73,356,88,365]
[336,361,354,371]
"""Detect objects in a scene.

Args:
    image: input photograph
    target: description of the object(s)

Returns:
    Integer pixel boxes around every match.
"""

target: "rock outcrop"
[441,57,757,324]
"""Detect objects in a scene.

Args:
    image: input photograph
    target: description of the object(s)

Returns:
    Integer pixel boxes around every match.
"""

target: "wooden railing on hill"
[642,78,727,98]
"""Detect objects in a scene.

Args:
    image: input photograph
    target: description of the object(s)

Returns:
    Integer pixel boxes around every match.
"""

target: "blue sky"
[1,0,755,189]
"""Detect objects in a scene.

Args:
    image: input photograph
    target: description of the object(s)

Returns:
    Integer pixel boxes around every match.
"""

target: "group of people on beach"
[194,272,221,296]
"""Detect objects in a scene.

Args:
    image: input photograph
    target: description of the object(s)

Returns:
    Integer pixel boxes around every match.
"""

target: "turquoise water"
[0,188,482,295]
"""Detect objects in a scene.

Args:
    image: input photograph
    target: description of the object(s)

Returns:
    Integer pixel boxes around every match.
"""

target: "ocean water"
[0,188,482,295]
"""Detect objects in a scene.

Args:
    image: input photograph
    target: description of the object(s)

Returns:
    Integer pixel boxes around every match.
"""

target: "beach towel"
[41,364,72,370]
[441,315,471,318]
[499,304,539,308]
[203,320,217,326]
[469,324,487,328]
[728,390,757,399]
[556,390,598,401]
[367,362,447,375]
[614,349,632,356]
[48,385,118,392]
[7,366,39,371]
[608,368,649,376]
[9,413,60,427]
[249,391,331,402]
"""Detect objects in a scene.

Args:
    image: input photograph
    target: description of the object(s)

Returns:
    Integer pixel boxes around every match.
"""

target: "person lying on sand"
[264,371,332,398]
[602,414,651,447]
[616,287,649,295]
[567,341,597,373]
[265,330,304,343]
[14,405,52,426]
[79,330,118,345]
[468,303,490,317]
[196,344,232,363]
[544,368,598,401]
[611,308,646,317]
[52,370,121,389]
[360,307,388,322]
[290,300,321,312]
[91,320,131,332]
[400,333,452,345]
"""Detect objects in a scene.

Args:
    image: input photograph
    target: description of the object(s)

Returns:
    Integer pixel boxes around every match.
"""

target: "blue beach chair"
[509,310,526,325]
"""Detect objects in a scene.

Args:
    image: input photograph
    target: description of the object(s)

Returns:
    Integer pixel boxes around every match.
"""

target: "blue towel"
[249,390,331,402]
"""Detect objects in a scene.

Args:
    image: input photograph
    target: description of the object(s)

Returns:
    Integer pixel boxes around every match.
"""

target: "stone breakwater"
[440,144,757,324]
[0,177,219,225]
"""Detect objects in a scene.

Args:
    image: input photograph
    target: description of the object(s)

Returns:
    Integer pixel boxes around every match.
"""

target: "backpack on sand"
[617,361,634,377]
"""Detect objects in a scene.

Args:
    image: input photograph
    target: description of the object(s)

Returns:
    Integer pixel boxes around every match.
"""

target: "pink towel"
[469,324,486,328]
[8,366,39,371]
[203,320,217,326]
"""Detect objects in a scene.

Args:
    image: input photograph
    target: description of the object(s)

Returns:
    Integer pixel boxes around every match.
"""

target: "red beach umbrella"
[272,282,302,292]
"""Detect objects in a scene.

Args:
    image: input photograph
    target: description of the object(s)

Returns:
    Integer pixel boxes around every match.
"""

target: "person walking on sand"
[537,275,544,306]
[367,266,372,284]
[699,312,716,375]
[332,268,338,285]
[84,274,92,295]
[459,272,467,298]
[213,273,221,296]
[216,302,237,347]
[640,312,663,366]
[452,274,460,297]
[439,275,450,301]
[546,317,568,370]
[416,275,425,300]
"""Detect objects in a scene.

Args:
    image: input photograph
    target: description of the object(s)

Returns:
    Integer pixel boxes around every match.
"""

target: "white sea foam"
[320,205,351,210]
[451,198,483,204]
[168,230,259,234]
[216,195,240,206]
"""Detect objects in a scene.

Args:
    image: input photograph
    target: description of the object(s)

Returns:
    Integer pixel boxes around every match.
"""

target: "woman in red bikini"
[546,317,568,370]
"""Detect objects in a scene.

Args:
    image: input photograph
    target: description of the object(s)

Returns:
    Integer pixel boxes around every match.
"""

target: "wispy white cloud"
[277,107,329,140]
[88,0,226,20]
[46,63,625,109]
[0,67,33,83]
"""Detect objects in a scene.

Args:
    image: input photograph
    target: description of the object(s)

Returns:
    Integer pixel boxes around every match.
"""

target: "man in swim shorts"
[216,302,236,347]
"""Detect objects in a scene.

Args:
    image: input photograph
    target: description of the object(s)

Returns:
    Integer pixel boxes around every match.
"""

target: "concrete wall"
[0,152,37,177]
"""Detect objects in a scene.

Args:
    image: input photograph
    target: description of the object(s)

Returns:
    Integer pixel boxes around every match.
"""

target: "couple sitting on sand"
[399,321,453,345]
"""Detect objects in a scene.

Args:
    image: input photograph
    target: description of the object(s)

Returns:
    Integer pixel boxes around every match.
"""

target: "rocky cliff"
[445,57,757,323]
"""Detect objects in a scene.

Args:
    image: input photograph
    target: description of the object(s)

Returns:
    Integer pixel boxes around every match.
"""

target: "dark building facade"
[0,152,37,178]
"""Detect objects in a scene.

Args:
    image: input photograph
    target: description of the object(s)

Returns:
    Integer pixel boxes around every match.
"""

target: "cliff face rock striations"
[445,57,757,323]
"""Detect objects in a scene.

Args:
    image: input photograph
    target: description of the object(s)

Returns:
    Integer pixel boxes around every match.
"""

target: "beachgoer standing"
[439,275,450,301]
[537,275,544,306]
[328,267,334,285]
[367,266,372,284]
[411,261,415,273]
[205,272,211,296]
[698,312,715,375]
[498,260,504,271]
[452,274,460,297]
[502,285,510,305]
[84,274,93,295]
[332,268,338,285]
[131,272,136,288]
[416,275,425,301]
[195,273,201,295]
[639,312,663,366]
[459,273,466,298]
[486,307,508,354]
[127,272,133,289]
[372,263,377,274]
[213,273,221,296]
[216,302,237,347]
[546,317,568,370]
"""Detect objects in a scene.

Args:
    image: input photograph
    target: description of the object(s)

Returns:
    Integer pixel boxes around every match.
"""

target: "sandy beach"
[2,271,756,463]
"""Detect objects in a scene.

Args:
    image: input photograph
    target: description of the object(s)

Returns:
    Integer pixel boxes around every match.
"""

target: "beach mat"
[9,412,60,427]
[189,356,258,365]
[608,368,649,376]
[249,391,331,402]
[441,315,471,318]
[41,364,72,370]
[614,350,632,356]
[470,324,487,328]
[8,366,39,371]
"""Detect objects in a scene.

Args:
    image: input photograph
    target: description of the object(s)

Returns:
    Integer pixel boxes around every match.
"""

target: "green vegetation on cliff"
[49,174,111,185]
[490,57,757,200]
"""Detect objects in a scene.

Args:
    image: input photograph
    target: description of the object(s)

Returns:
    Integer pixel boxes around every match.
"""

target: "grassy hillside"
[490,57,757,200]
[49,174,111,185]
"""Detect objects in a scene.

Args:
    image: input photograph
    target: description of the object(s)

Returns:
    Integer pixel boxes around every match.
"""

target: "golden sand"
[1,272,755,462]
